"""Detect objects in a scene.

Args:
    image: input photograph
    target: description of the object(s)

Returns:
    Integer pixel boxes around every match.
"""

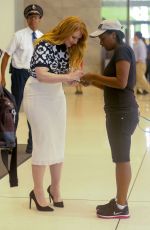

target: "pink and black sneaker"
[96,198,130,219]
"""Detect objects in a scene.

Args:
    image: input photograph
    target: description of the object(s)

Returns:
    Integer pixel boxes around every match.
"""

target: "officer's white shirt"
[6,27,43,69]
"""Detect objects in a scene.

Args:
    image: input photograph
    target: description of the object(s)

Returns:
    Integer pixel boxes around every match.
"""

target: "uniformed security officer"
[1,4,43,153]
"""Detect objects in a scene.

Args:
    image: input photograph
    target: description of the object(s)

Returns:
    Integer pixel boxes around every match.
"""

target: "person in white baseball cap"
[80,19,139,219]
[90,19,124,38]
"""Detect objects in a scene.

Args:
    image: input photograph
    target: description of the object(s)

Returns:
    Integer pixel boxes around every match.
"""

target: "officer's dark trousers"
[11,67,32,148]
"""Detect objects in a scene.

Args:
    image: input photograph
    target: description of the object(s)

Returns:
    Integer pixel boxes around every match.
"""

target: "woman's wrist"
[63,74,70,82]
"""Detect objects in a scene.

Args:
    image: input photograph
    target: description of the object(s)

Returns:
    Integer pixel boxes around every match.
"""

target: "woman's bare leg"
[32,165,49,206]
[116,162,131,205]
[50,163,63,202]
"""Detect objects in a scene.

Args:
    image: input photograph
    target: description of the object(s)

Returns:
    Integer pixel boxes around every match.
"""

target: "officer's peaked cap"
[24,4,43,19]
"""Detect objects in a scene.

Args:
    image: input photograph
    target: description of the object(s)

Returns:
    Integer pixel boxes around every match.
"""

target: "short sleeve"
[115,46,132,63]
[30,41,52,68]
[6,34,18,56]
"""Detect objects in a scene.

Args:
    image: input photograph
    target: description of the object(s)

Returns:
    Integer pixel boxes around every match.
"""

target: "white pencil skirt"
[23,77,66,165]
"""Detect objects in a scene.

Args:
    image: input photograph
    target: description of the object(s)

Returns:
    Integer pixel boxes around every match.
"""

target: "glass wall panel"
[101,0,129,41]
[130,0,150,41]
[101,0,150,42]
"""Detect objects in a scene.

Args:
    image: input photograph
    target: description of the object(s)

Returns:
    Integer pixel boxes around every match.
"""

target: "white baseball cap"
[90,19,124,38]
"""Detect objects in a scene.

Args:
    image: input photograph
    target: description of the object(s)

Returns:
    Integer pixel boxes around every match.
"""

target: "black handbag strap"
[0,85,4,95]
[1,139,18,187]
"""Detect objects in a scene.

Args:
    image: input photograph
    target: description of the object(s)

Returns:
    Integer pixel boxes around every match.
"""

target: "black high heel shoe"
[47,186,64,208]
[29,190,54,211]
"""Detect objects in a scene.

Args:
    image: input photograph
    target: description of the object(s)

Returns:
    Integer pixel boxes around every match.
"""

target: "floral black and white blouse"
[30,41,69,78]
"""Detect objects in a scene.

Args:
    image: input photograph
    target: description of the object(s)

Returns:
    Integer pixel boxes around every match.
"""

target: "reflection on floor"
[0,86,150,230]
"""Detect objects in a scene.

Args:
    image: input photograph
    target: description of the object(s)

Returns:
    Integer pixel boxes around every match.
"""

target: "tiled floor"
[0,86,150,230]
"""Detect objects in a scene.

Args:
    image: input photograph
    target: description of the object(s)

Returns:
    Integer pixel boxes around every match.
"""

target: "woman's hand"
[80,73,104,89]
[82,73,93,82]
[80,73,93,86]
[68,69,84,82]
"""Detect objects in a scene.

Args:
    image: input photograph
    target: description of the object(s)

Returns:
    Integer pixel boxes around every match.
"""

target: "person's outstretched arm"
[1,52,10,86]
[81,60,130,89]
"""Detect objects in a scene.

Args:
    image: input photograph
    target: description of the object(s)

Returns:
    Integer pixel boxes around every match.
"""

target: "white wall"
[0,0,15,50]
[14,0,24,31]
[0,0,15,89]
[0,0,24,89]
